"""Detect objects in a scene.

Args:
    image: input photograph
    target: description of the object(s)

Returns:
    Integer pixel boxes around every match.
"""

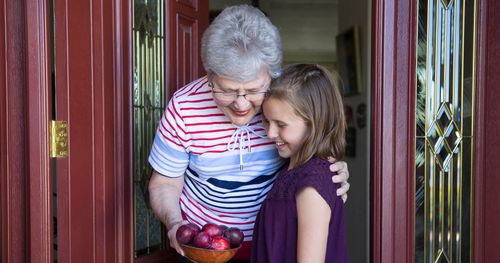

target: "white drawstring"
[227,125,265,170]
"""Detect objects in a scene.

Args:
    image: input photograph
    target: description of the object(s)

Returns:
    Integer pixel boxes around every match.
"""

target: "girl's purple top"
[251,158,348,263]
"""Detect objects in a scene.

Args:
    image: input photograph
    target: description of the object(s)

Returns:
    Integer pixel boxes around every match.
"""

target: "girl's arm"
[296,187,332,263]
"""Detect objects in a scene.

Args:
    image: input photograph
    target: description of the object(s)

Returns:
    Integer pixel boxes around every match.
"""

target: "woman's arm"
[149,170,186,255]
[296,187,332,263]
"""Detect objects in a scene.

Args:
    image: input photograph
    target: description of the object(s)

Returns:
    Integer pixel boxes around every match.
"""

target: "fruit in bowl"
[176,222,245,263]
[176,223,200,245]
[223,227,244,248]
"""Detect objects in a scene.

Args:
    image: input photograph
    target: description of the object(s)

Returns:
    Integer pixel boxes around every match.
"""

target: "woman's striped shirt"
[148,76,285,241]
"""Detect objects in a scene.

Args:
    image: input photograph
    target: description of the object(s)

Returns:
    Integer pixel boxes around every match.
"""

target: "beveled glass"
[415,0,476,262]
[132,0,166,257]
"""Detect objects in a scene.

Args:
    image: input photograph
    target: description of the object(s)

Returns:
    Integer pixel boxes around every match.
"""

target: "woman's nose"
[233,95,250,109]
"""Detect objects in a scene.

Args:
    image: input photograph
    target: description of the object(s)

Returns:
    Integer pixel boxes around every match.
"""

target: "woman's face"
[211,71,271,126]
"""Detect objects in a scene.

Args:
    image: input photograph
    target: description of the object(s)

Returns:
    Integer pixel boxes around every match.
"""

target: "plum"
[223,227,244,248]
[176,224,198,245]
[185,222,200,234]
[201,223,222,237]
[210,236,230,250]
[218,224,228,233]
[192,232,212,249]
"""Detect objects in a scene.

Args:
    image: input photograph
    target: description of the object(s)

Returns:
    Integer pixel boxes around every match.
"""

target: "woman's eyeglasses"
[210,82,268,104]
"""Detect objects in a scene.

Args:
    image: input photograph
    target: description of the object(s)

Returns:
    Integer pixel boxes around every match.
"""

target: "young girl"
[251,64,348,263]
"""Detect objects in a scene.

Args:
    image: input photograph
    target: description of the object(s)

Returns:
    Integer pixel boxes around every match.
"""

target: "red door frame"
[4,0,498,262]
[474,0,500,261]
[25,0,53,260]
[371,0,417,262]
[371,0,500,262]
[1,0,53,261]
[1,0,29,262]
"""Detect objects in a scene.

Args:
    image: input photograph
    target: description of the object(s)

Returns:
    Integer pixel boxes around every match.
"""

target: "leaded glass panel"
[132,0,166,257]
[415,0,476,262]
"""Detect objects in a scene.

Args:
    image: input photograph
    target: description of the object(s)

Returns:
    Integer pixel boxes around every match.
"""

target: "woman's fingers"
[329,160,350,203]
[168,221,186,256]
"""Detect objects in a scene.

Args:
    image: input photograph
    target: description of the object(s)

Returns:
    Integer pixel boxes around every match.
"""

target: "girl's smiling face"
[262,97,309,169]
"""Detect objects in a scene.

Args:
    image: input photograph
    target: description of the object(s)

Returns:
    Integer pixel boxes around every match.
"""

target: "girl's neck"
[287,157,299,171]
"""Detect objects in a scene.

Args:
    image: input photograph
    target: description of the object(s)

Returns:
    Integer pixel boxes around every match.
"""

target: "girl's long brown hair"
[267,64,346,167]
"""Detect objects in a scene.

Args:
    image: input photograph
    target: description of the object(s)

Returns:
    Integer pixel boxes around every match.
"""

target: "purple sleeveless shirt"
[251,158,348,263]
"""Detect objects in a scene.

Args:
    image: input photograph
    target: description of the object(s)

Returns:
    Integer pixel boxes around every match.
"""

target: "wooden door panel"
[176,14,196,88]
[167,0,208,95]
[53,0,117,261]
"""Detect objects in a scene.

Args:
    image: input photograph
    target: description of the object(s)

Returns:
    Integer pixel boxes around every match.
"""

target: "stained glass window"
[415,0,476,262]
[132,0,166,257]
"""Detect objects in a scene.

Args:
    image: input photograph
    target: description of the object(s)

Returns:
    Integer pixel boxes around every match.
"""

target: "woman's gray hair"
[201,5,282,82]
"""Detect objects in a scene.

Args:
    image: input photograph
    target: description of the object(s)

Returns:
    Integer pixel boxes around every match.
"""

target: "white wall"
[338,0,371,262]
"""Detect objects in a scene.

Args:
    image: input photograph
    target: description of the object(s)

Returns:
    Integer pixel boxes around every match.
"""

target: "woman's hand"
[167,220,190,256]
[328,158,350,203]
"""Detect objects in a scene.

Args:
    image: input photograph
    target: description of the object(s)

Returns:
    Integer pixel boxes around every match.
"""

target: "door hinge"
[50,120,68,158]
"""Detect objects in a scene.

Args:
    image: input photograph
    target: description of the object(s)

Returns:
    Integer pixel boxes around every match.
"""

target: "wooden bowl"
[179,244,240,263]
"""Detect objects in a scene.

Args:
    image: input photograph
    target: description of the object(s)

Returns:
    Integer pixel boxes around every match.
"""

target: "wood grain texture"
[371,0,417,262]
[474,0,500,261]
[1,0,28,262]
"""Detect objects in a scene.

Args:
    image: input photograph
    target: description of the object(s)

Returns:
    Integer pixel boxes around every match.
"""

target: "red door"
[1,0,207,262]
[50,0,207,262]
[3,0,500,262]
[371,0,500,262]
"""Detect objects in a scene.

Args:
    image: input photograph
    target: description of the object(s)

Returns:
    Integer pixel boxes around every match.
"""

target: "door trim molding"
[1,0,29,261]
[114,0,133,260]
[474,0,500,261]
[371,0,417,262]
[25,0,53,261]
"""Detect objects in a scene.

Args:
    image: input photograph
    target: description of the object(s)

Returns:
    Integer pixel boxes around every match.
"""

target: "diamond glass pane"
[436,105,452,132]
[132,0,166,258]
[415,0,475,262]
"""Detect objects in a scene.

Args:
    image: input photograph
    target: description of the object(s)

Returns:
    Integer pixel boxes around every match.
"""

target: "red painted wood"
[372,0,500,262]
[53,0,118,261]
[371,0,417,262]
[0,1,6,260]
[475,0,500,261]
[1,0,28,262]
[166,0,208,96]
[52,0,70,261]
[114,0,134,261]
[25,0,53,260]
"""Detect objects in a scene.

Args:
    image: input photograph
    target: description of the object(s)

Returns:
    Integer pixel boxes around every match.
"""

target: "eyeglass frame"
[209,82,269,104]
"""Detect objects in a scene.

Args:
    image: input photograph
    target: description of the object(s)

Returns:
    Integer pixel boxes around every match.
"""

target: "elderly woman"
[148,5,350,261]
